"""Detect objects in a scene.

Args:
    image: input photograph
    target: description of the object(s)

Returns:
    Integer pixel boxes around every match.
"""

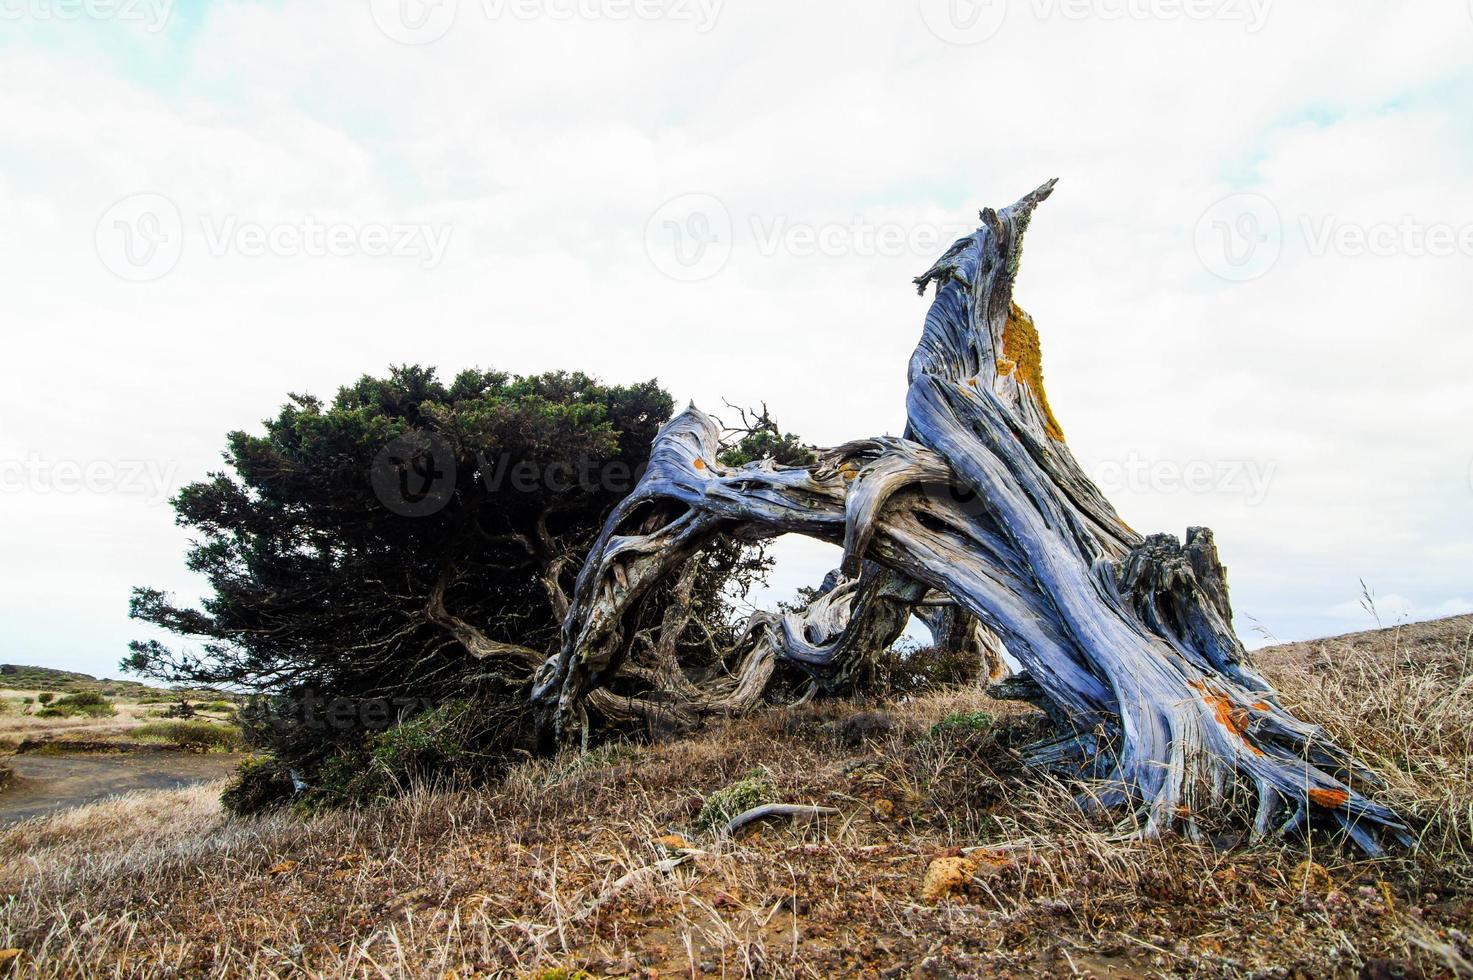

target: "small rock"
[1290,859,1331,894]
[1360,959,1422,980]
[839,710,894,747]
[712,890,742,909]
[921,856,977,902]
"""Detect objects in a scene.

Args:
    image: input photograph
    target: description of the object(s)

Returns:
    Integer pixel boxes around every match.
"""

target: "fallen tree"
[532,180,1410,854]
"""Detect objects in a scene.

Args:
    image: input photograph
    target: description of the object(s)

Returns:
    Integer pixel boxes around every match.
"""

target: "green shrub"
[35,691,115,718]
[874,642,982,694]
[135,721,245,752]
[36,692,54,705]
[197,700,235,713]
[223,701,484,816]
[695,772,774,831]
[929,710,996,737]
[222,756,297,815]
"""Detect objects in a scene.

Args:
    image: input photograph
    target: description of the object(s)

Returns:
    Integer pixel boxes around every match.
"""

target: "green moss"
[929,711,996,738]
[695,772,774,831]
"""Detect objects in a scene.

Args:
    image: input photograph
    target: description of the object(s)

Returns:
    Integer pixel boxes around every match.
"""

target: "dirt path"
[0,753,243,825]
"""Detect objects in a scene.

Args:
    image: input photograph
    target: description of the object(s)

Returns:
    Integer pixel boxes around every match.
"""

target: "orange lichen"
[1309,788,1351,809]
[966,378,979,389]
[999,302,1065,442]
[838,463,859,481]
[693,458,706,471]
[1195,681,1265,756]
[1251,701,1272,711]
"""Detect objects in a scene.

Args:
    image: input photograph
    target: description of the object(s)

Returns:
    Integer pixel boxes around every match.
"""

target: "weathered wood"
[532,181,1409,853]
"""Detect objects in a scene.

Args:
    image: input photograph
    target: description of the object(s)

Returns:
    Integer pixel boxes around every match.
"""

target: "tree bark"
[531,180,1409,854]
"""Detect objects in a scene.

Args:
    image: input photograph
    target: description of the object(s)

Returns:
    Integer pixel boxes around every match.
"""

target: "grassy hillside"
[1,616,1470,977]
[0,664,222,701]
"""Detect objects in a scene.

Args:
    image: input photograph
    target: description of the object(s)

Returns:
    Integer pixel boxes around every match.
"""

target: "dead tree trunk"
[531,180,1409,853]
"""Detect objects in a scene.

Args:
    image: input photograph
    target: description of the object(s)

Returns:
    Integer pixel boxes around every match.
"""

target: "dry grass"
[1,617,1471,977]
[0,692,164,742]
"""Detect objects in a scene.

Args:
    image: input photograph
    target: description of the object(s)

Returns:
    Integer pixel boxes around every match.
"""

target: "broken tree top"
[527,180,1409,855]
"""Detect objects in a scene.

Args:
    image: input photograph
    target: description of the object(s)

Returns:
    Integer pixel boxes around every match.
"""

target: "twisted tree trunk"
[531,181,1409,853]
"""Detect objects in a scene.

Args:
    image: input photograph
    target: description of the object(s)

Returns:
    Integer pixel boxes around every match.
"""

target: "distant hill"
[0,665,224,701]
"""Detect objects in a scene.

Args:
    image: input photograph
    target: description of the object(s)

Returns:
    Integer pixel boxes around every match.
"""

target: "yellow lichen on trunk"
[1000,302,1066,442]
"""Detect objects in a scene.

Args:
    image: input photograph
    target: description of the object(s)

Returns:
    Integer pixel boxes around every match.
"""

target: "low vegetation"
[133,721,245,754]
[0,616,1469,976]
[0,664,219,701]
[34,692,116,719]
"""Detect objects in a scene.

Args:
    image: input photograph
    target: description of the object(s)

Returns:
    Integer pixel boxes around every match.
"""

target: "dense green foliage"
[128,365,679,810]
[127,366,828,814]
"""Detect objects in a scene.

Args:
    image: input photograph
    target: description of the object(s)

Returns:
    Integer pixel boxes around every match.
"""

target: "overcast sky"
[2,0,1470,680]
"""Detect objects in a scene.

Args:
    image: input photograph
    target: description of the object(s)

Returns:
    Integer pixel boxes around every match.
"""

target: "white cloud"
[2,0,1471,675]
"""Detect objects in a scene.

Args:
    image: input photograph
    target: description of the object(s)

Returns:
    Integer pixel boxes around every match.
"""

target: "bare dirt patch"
[0,752,244,826]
